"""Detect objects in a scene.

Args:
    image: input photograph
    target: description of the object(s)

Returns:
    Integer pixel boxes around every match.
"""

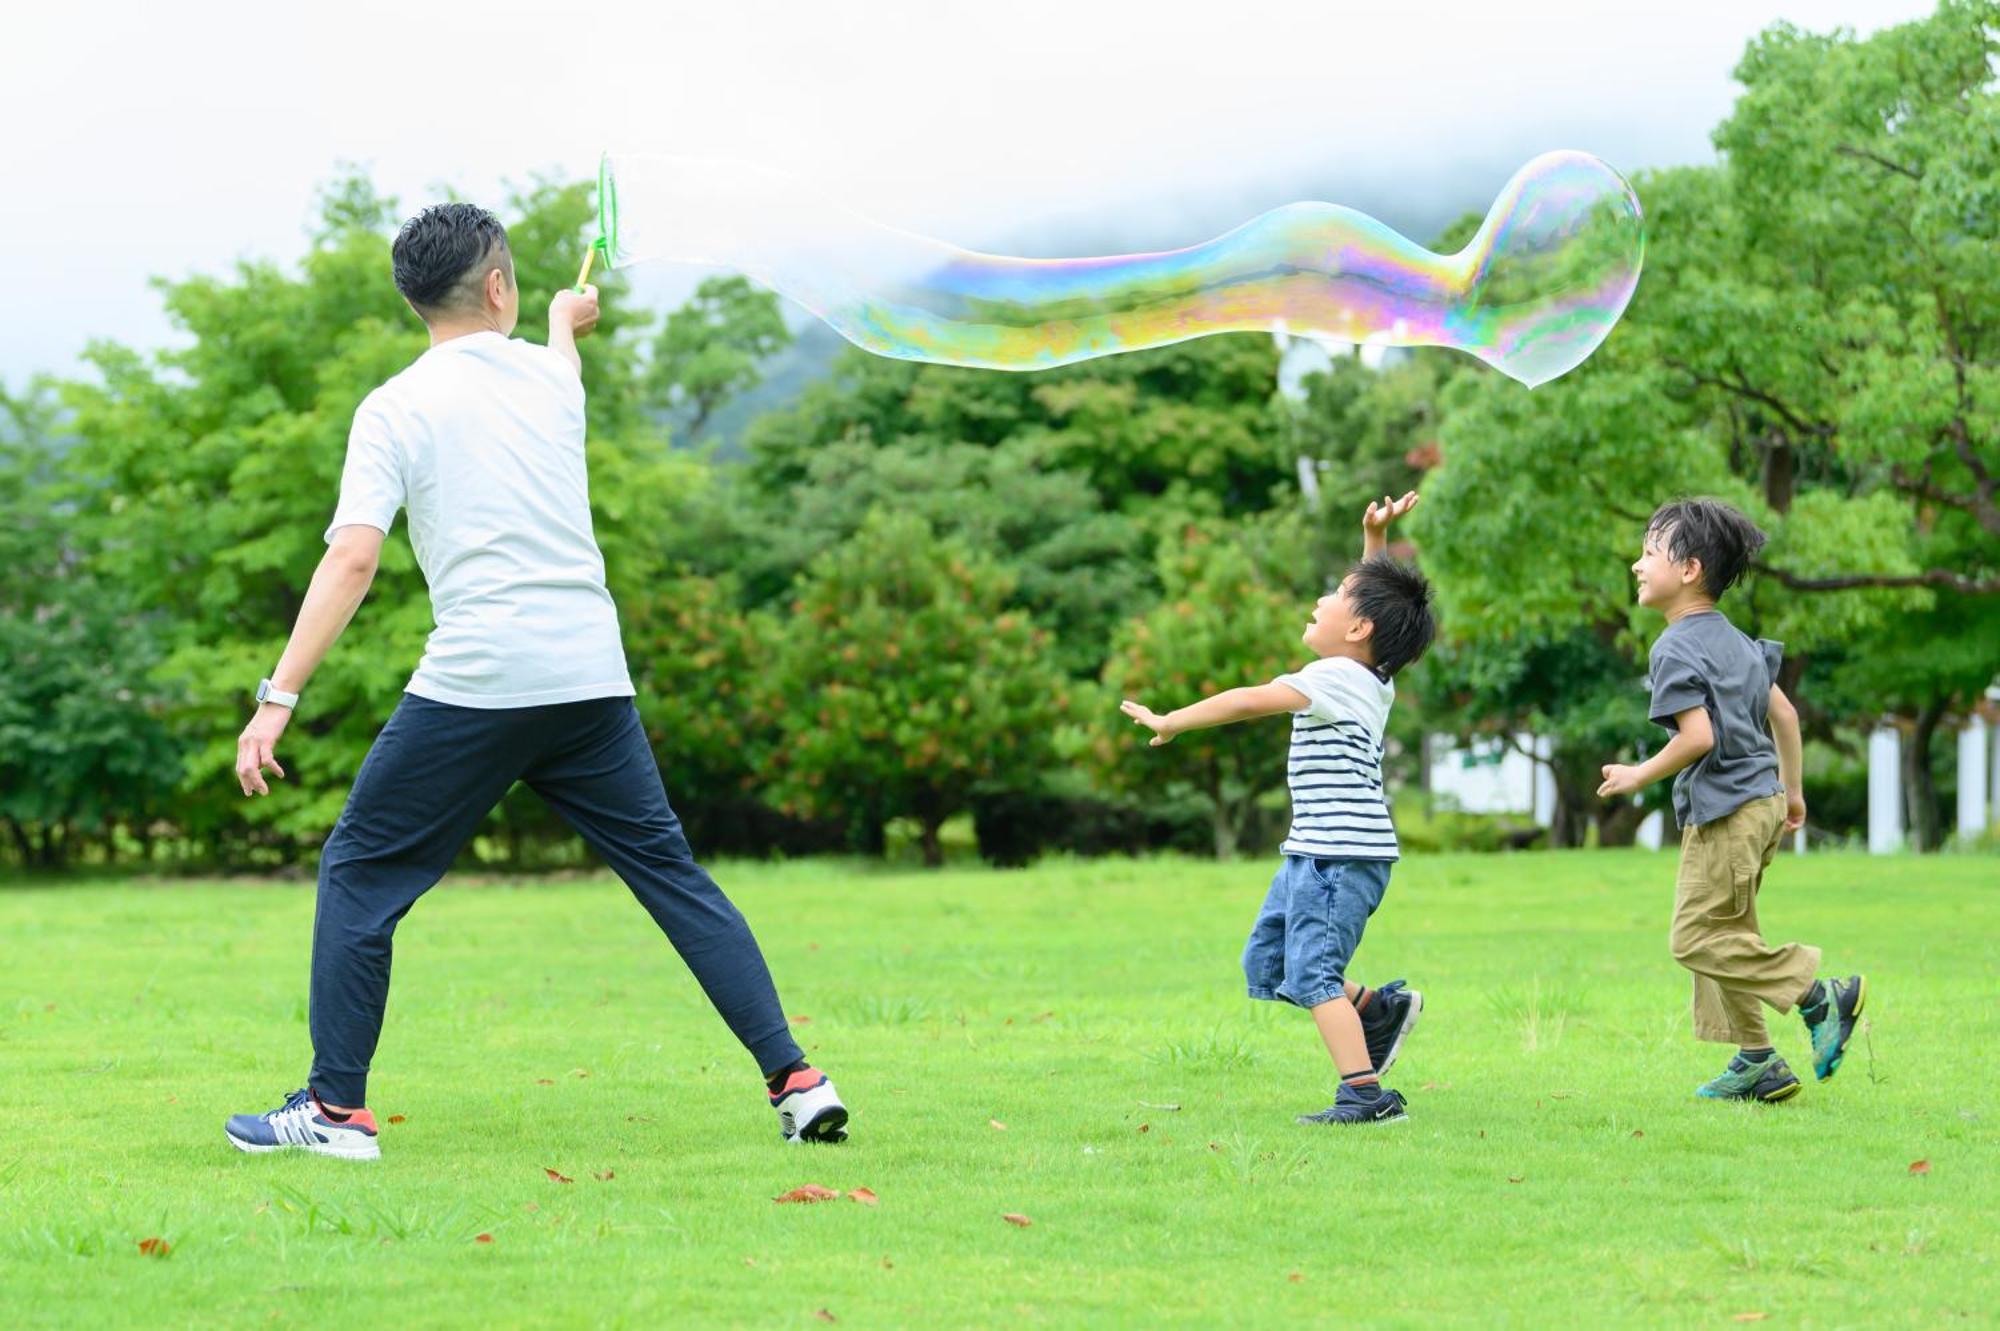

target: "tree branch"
[1834,144,1924,181]
[1662,358,1832,441]
[1754,561,2000,595]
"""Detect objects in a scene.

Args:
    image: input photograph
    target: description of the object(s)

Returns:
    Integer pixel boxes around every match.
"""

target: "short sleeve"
[324,404,404,541]
[1757,637,1784,687]
[1647,640,1707,731]
[1275,658,1379,729]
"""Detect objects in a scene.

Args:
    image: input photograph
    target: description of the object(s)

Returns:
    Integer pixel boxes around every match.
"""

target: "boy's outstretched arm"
[1362,490,1420,558]
[1120,682,1308,746]
[1768,684,1807,831]
[1597,706,1714,799]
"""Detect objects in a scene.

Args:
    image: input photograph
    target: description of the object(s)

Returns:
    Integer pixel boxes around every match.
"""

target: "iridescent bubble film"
[598,150,1643,388]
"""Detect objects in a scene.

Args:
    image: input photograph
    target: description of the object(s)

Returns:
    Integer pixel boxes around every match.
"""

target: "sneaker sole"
[1816,974,1868,1082]
[224,1129,381,1161]
[1757,1078,1803,1104]
[1378,991,1422,1074]
[791,1106,849,1144]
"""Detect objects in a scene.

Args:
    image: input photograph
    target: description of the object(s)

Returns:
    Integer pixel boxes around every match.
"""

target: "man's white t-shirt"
[1272,655,1398,860]
[325,331,635,709]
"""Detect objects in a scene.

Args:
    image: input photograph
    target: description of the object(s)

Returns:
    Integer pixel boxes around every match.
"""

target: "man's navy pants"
[307,694,804,1106]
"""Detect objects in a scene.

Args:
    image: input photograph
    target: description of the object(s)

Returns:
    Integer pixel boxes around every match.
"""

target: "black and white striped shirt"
[1275,656,1397,861]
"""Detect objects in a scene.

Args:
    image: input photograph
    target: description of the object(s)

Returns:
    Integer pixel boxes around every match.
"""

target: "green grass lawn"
[3,852,1995,1328]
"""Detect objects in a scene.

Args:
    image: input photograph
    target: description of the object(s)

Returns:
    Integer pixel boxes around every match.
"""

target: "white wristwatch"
[255,678,300,709]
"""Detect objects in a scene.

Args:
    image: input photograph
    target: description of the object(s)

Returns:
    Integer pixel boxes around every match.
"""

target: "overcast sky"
[0,0,1939,385]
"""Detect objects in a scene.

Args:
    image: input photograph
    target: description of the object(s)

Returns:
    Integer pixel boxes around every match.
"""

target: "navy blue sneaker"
[225,1087,380,1160]
[1297,1084,1408,1126]
[1803,975,1868,1081]
[1695,1052,1802,1103]
[1361,980,1423,1074]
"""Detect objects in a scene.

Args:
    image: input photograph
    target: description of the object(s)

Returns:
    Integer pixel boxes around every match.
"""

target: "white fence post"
[1960,716,1991,844]
[1868,724,1903,855]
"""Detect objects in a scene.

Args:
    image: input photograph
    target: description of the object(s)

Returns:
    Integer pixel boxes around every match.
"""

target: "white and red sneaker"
[224,1087,380,1160]
[769,1068,848,1144]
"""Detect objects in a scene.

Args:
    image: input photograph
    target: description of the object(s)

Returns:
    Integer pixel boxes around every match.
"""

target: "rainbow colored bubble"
[595,149,1643,388]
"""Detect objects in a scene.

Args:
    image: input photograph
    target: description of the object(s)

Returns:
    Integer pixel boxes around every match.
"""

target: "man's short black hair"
[1347,553,1436,678]
[391,203,511,314]
[1646,498,1767,601]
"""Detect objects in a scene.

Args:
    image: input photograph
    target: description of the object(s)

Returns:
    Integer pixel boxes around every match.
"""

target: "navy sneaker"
[1803,975,1868,1081]
[1361,980,1423,1074]
[225,1087,380,1160]
[1297,1084,1408,1126]
[1695,1052,1802,1103]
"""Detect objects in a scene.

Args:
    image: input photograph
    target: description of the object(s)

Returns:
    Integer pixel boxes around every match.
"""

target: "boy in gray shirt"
[1597,499,1867,1104]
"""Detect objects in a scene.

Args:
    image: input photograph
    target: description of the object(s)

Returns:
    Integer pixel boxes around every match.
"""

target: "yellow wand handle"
[574,242,598,292]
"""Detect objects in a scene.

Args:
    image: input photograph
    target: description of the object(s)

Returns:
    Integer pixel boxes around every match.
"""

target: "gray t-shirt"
[1646,611,1784,828]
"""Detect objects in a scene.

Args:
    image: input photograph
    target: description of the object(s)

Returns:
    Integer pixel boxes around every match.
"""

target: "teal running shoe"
[1695,1052,1801,1103]
[1803,974,1868,1081]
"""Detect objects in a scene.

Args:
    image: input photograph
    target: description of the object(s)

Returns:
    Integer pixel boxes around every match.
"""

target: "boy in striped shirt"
[1120,494,1436,1125]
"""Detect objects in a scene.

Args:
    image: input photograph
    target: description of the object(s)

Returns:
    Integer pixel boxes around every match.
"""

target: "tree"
[1415,3,2000,848]
[647,275,792,440]
[1095,519,1317,858]
[0,382,183,867]
[767,510,1071,866]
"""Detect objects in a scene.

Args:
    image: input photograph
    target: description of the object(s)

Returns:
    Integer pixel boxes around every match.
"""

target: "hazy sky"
[0,0,1938,384]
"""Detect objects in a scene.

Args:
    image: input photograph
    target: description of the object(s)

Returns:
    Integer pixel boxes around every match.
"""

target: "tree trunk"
[1903,698,1948,852]
[918,815,944,869]
[1594,801,1648,848]
[1762,438,1796,514]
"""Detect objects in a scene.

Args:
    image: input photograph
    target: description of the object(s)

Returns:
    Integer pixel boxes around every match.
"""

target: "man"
[224,203,846,1159]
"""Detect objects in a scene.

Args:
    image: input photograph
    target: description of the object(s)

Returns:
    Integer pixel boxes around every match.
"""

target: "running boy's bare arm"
[1120,683,1309,746]
[1597,705,1714,798]
[1768,684,1807,831]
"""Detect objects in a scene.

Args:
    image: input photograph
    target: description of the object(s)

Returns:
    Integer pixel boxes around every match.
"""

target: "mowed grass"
[2,852,1995,1329]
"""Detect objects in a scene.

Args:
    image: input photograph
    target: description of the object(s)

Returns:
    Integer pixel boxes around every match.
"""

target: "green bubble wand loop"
[575,154,617,292]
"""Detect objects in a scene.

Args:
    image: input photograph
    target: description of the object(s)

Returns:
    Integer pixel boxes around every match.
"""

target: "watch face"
[256,680,271,702]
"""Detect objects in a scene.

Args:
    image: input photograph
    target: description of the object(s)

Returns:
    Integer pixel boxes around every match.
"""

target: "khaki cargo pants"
[1670,793,1821,1045]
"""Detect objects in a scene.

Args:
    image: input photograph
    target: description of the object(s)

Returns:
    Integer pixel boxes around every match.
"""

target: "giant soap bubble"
[592,150,1643,388]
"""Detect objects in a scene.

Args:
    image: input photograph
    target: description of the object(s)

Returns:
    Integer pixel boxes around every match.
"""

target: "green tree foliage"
[0,382,182,866]
[1413,2,1999,848]
[1095,521,1316,858]
[647,275,793,439]
[767,510,1071,865]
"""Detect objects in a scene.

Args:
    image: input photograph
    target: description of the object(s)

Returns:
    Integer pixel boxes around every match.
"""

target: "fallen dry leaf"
[1287,1272,1303,1283]
[474,1233,494,1244]
[1732,1315,1768,1323]
[544,1167,574,1184]
[847,1187,879,1205]
[1631,1130,1644,1138]
[990,1119,1007,1131]
[1032,1011,1055,1023]
[1001,1212,1033,1227]
[1478,1130,1487,1139]
[1207,1142,1221,1152]
[1507,1175,1525,1184]
[1419,1082,1454,1092]
[790,1014,813,1024]
[136,1237,170,1258]
[387,1114,407,1125]
[1909,1159,1932,1175]
[881,1257,894,1269]
[814,1311,837,1323]
[570,1068,590,1079]
[626,1114,654,1124]
[774,1184,840,1204]
[743,1257,756,1267]
[1138,1123,1150,1134]
[535,1078,554,1086]
[594,1170,615,1182]
[523,1203,539,1213]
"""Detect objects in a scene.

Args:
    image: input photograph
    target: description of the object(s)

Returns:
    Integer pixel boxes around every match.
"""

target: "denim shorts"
[1242,855,1392,1008]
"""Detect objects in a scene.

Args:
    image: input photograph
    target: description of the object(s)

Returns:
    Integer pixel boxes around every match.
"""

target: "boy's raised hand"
[1119,698,1176,746]
[1363,491,1420,556]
